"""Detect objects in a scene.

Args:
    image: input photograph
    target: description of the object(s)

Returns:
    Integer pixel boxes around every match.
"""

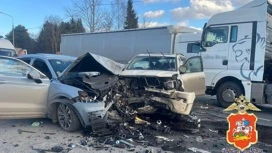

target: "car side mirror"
[27,70,42,84]
[179,65,187,74]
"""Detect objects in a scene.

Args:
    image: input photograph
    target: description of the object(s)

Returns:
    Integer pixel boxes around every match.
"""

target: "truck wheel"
[57,103,81,132]
[216,81,243,108]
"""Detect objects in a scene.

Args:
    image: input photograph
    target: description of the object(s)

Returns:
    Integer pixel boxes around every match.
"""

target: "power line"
[90,0,143,6]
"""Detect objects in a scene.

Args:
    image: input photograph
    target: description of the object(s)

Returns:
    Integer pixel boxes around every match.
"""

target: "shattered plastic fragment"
[155,136,174,142]
[200,106,209,109]
[31,122,41,127]
[135,116,150,125]
[68,143,76,148]
[196,136,203,143]
[209,129,218,133]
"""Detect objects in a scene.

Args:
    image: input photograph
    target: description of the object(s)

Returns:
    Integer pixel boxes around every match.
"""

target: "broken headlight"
[164,80,177,90]
[76,91,97,102]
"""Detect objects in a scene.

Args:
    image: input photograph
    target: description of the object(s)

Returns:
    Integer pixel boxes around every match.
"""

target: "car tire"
[57,103,81,132]
[216,81,243,108]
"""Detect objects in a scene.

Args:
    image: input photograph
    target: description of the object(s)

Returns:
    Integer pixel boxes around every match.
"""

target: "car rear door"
[0,57,50,119]
[179,56,206,96]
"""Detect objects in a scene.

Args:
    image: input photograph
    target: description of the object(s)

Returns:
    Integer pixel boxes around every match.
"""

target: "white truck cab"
[199,0,272,107]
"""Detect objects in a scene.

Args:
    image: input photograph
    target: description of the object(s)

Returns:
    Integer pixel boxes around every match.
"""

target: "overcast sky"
[0,0,253,37]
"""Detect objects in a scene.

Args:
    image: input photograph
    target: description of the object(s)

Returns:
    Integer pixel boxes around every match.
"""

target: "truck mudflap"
[145,88,196,115]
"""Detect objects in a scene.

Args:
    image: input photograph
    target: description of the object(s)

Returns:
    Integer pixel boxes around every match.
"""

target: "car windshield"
[49,59,74,77]
[127,56,176,71]
[0,48,16,57]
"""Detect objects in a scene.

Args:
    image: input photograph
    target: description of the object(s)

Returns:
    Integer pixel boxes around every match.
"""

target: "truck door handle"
[222,60,228,65]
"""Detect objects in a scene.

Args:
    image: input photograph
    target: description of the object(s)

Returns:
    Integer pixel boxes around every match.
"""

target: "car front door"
[0,57,50,119]
[179,56,206,95]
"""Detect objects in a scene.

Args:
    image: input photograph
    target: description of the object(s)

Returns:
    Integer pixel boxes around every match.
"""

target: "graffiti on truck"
[232,33,265,80]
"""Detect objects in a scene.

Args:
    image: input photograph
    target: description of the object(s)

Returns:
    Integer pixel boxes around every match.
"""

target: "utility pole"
[0,12,14,46]
[117,0,120,29]
[92,0,95,32]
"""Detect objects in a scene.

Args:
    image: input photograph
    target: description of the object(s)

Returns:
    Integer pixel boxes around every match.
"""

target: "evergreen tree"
[75,19,85,33]
[124,0,138,29]
[59,18,85,34]
[36,18,85,54]
[36,21,58,53]
[6,25,37,53]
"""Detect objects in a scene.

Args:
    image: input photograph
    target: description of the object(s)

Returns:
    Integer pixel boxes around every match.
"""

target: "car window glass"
[127,56,176,71]
[230,26,238,42]
[187,43,201,53]
[0,49,16,57]
[185,57,202,73]
[33,60,52,79]
[204,27,228,47]
[0,58,32,77]
[49,59,74,77]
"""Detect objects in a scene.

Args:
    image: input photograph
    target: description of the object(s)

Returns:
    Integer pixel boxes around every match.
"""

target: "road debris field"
[0,96,272,153]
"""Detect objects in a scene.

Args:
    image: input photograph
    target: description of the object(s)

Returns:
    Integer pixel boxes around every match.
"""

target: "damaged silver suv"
[0,55,110,132]
[0,53,205,132]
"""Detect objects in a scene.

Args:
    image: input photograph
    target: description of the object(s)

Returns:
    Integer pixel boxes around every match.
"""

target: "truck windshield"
[49,59,74,77]
[0,48,16,57]
[127,56,176,71]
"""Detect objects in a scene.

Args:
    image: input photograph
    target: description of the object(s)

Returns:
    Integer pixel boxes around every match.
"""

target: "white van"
[0,39,16,57]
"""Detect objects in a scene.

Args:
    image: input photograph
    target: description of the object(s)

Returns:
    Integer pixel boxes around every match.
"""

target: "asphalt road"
[194,96,272,127]
[0,96,271,153]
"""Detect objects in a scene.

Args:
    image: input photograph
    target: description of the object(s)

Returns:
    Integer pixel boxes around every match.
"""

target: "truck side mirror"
[187,42,202,53]
[200,41,206,52]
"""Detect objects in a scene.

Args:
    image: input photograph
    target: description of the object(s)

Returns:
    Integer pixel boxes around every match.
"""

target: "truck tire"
[57,103,81,132]
[216,81,243,108]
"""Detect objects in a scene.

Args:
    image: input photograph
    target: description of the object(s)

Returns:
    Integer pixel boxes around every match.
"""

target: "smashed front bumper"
[145,88,196,115]
[73,102,107,127]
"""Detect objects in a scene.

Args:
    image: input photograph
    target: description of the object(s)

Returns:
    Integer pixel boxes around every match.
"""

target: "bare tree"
[45,16,62,52]
[65,0,107,32]
[100,11,114,32]
[141,16,151,28]
[111,0,126,30]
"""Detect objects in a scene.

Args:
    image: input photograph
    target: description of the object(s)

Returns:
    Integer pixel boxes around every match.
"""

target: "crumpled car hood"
[120,70,178,78]
[59,52,125,80]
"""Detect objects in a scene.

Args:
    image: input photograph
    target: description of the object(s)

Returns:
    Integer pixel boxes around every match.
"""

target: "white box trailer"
[60,26,201,63]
